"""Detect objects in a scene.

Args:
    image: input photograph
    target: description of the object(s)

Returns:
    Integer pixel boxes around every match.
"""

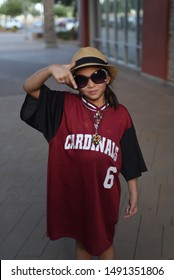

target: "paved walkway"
[0,32,174,260]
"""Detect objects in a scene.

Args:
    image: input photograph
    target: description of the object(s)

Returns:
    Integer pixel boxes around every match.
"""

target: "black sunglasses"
[74,69,108,89]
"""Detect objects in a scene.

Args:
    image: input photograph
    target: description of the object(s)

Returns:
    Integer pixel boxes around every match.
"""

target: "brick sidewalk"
[0,32,174,259]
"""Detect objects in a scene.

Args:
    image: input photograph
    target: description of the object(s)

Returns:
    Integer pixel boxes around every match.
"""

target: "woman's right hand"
[48,62,77,89]
[23,62,77,99]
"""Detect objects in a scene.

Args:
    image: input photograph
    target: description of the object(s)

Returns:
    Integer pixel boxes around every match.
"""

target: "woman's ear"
[105,75,111,85]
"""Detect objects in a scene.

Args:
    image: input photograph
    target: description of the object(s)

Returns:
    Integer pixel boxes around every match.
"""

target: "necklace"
[81,97,110,146]
[92,111,103,145]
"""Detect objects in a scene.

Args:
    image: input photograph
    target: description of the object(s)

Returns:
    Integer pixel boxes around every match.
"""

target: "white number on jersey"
[103,166,117,189]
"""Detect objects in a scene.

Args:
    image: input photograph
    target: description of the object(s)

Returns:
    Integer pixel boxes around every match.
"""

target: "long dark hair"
[105,85,119,109]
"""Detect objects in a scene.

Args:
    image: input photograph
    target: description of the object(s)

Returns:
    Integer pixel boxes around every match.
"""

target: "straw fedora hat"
[71,46,117,84]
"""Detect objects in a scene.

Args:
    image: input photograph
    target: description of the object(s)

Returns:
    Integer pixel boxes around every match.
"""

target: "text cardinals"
[64,134,119,162]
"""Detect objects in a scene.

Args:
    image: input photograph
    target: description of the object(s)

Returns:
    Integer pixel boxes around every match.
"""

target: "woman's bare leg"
[76,241,92,260]
[99,244,116,260]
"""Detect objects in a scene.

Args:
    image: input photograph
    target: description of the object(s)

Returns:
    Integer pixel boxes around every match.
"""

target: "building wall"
[141,0,170,80]
[168,0,174,82]
[80,0,174,84]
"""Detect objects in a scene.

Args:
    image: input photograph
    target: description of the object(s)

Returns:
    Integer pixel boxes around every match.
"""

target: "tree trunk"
[43,0,57,48]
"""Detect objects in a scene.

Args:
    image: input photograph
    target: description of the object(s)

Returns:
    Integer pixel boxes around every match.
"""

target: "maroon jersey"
[21,85,147,256]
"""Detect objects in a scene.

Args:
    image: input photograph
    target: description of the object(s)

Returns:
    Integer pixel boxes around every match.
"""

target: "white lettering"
[71,134,75,148]
[111,141,116,159]
[75,134,83,149]
[114,146,119,162]
[64,135,72,149]
[83,134,92,150]
[104,139,112,156]
[64,134,119,162]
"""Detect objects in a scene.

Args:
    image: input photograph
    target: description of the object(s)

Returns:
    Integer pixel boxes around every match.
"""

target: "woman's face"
[75,66,110,107]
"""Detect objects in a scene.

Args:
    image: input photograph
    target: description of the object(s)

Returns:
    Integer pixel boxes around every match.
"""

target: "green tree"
[55,0,77,17]
[55,0,74,4]
[54,5,68,17]
[0,0,22,17]
[0,0,43,17]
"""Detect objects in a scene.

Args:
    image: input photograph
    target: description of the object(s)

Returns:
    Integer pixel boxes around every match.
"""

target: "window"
[94,0,143,69]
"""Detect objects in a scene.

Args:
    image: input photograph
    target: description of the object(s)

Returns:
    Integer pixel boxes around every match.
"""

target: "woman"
[20,46,147,259]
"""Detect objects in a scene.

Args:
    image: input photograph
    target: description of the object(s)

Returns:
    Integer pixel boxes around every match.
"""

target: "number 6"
[103,166,117,189]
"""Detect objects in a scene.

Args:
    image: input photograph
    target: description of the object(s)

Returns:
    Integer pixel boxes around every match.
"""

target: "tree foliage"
[0,0,22,17]
[54,5,67,17]
[55,0,76,17]
[55,0,75,5]
[0,0,40,16]
[0,0,76,17]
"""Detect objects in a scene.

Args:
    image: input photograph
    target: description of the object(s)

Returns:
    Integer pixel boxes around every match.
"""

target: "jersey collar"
[81,96,110,112]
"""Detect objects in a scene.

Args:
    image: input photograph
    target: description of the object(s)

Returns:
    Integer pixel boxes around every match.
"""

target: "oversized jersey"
[20,85,147,256]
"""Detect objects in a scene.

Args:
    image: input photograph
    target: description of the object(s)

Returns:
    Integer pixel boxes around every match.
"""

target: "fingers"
[67,62,77,89]
[53,64,77,89]
[69,74,77,89]
[123,204,138,219]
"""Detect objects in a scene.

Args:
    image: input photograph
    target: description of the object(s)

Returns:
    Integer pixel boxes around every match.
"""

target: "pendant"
[92,133,101,145]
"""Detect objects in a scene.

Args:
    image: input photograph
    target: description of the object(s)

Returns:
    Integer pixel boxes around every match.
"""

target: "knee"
[76,241,85,250]
[76,240,92,260]
[99,244,115,260]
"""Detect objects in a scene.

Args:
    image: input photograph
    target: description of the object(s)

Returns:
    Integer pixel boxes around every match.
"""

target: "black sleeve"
[20,84,64,142]
[120,124,147,181]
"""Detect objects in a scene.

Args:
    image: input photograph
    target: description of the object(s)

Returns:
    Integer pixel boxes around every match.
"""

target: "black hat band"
[75,56,108,67]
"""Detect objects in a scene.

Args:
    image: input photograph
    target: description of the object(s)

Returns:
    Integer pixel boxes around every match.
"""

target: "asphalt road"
[0,31,78,96]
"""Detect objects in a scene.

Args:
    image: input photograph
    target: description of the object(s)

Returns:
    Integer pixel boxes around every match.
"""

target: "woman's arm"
[23,63,77,99]
[124,178,138,218]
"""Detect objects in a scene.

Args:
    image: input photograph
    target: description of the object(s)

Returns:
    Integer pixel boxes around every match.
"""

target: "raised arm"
[23,63,77,99]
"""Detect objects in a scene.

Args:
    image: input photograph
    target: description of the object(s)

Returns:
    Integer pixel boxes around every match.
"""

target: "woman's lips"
[88,90,98,95]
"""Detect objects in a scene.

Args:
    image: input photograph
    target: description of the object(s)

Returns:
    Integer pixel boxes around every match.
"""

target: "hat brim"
[68,63,117,89]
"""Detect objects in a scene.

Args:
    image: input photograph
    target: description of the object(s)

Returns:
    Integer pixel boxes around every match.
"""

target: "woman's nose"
[87,78,95,87]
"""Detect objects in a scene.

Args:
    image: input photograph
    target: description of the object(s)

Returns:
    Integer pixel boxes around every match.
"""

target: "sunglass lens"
[91,69,107,84]
[74,75,88,88]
